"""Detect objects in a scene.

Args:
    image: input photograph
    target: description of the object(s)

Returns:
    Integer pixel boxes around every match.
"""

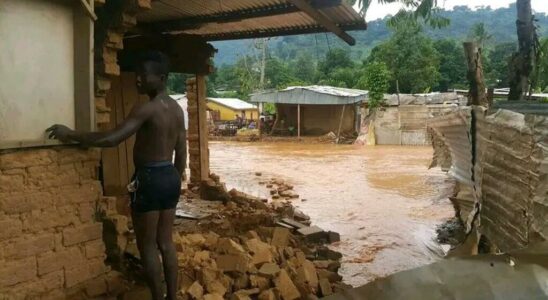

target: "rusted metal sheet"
[136,0,366,41]
[475,108,548,251]
[428,108,473,186]
[430,106,548,252]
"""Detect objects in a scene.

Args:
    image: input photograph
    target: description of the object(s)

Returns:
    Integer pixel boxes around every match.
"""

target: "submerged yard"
[209,141,455,287]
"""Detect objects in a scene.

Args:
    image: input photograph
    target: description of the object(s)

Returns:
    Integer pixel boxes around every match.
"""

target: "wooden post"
[336,104,346,144]
[258,102,262,137]
[297,104,301,139]
[463,42,488,106]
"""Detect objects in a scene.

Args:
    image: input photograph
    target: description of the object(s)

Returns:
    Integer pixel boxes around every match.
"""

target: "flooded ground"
[208,142,455,287]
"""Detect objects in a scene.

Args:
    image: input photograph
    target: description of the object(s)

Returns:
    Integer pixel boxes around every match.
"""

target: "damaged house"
[0,0,366,298]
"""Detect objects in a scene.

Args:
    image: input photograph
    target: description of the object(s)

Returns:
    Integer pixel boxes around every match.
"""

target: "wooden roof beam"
[142,0,341,32]
[288,0,356,45]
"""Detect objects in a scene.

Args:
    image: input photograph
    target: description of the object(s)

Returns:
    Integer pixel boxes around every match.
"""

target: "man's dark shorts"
[130,161,181,213]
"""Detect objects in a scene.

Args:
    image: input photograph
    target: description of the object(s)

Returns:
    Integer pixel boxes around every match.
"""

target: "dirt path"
[209,141,455,286]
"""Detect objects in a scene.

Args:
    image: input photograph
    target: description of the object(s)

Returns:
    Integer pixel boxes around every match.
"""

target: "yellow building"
[207,97,259,121]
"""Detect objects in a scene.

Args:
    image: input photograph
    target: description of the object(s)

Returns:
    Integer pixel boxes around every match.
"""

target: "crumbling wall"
[0,148,125,299]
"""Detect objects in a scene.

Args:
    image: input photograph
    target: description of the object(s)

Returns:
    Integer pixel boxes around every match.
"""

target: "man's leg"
[157,208,178,300]
[133,210,163,300]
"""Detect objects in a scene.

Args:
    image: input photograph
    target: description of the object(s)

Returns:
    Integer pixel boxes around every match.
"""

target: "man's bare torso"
[133,95,184,168]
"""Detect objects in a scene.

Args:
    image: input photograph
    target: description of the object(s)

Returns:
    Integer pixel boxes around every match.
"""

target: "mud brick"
[187,281,204,299]
[102,47,118,63]
[22,207,78,233]
[271,227,290,247]
[0,174,25,192]
[96,111,111,124]
[216,254,250,273]
[95,77,111,94]
[0,149,55,170]
[106,30,123,46]
[95,97,111,113]
[258,289,277,300]
[258,263,280,278]
[37,247,84,275]
[64,266,90,288]
[57,148,100,164]
[111,215,129,234]
[296,260,318,291]
[274,270,300,300]
[216,238,246,255]
[245,239,273,266]
[85,239,106,259]
[63,223,103,246]
[0,256,37,287]
[56,182,101,206]
[4,234,55,259]
[204,294,224,300]
[78,203,96,223]
[0,216,22,241]
[2,168,26,176]
[85,277,108,297]
[102,62,120,76]
[319,278,333,296]
[88,257,109,278]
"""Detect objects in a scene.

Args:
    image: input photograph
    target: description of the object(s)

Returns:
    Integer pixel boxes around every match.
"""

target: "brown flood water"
[209,142,455,287]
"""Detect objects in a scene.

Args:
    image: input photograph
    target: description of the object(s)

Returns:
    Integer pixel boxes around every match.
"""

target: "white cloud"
[363,0,548,21]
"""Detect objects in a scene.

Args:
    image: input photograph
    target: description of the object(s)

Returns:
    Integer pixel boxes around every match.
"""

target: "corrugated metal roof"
[208,97,257,110]
[136,0,366,41]
[250,85,368,105]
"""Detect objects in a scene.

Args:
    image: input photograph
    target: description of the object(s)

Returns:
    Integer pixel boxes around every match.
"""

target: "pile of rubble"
[120,174,347,299]
[174,226,345,300]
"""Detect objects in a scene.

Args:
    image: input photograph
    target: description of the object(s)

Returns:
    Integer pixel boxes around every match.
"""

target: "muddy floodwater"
[209,142,455,287]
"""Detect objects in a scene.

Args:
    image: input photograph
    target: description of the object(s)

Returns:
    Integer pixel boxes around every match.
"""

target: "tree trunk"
[463,42,487,106]
[259,38,267,91]
[508,0,535,101]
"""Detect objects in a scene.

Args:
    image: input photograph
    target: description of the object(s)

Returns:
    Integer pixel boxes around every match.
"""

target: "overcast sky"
[363,0,548,21]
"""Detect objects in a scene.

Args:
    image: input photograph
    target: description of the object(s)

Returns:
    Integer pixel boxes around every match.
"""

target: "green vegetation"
[359,62,390,108]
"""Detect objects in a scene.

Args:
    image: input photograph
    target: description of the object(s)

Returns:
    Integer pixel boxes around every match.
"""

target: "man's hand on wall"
[46,124,73,143]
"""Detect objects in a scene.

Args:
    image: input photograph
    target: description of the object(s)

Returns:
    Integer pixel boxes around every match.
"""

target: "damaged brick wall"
[0,148,125,299]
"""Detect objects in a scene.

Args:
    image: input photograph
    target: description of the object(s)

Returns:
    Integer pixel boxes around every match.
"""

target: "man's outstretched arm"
[47,102,153,147]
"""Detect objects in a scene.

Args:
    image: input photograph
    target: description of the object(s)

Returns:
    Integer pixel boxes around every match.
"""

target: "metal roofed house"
[251,85,368,137]
[207,97,259,121]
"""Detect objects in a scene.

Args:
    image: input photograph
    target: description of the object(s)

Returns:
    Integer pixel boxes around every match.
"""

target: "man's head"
[136,51,170,95]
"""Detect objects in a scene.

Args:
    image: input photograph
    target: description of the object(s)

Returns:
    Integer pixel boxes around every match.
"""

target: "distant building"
[207,97,259,121]
[251,86,368,136]
[171,94,189,130]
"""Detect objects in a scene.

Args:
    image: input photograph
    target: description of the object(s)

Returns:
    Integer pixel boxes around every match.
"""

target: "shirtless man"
[46,51,185,300]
